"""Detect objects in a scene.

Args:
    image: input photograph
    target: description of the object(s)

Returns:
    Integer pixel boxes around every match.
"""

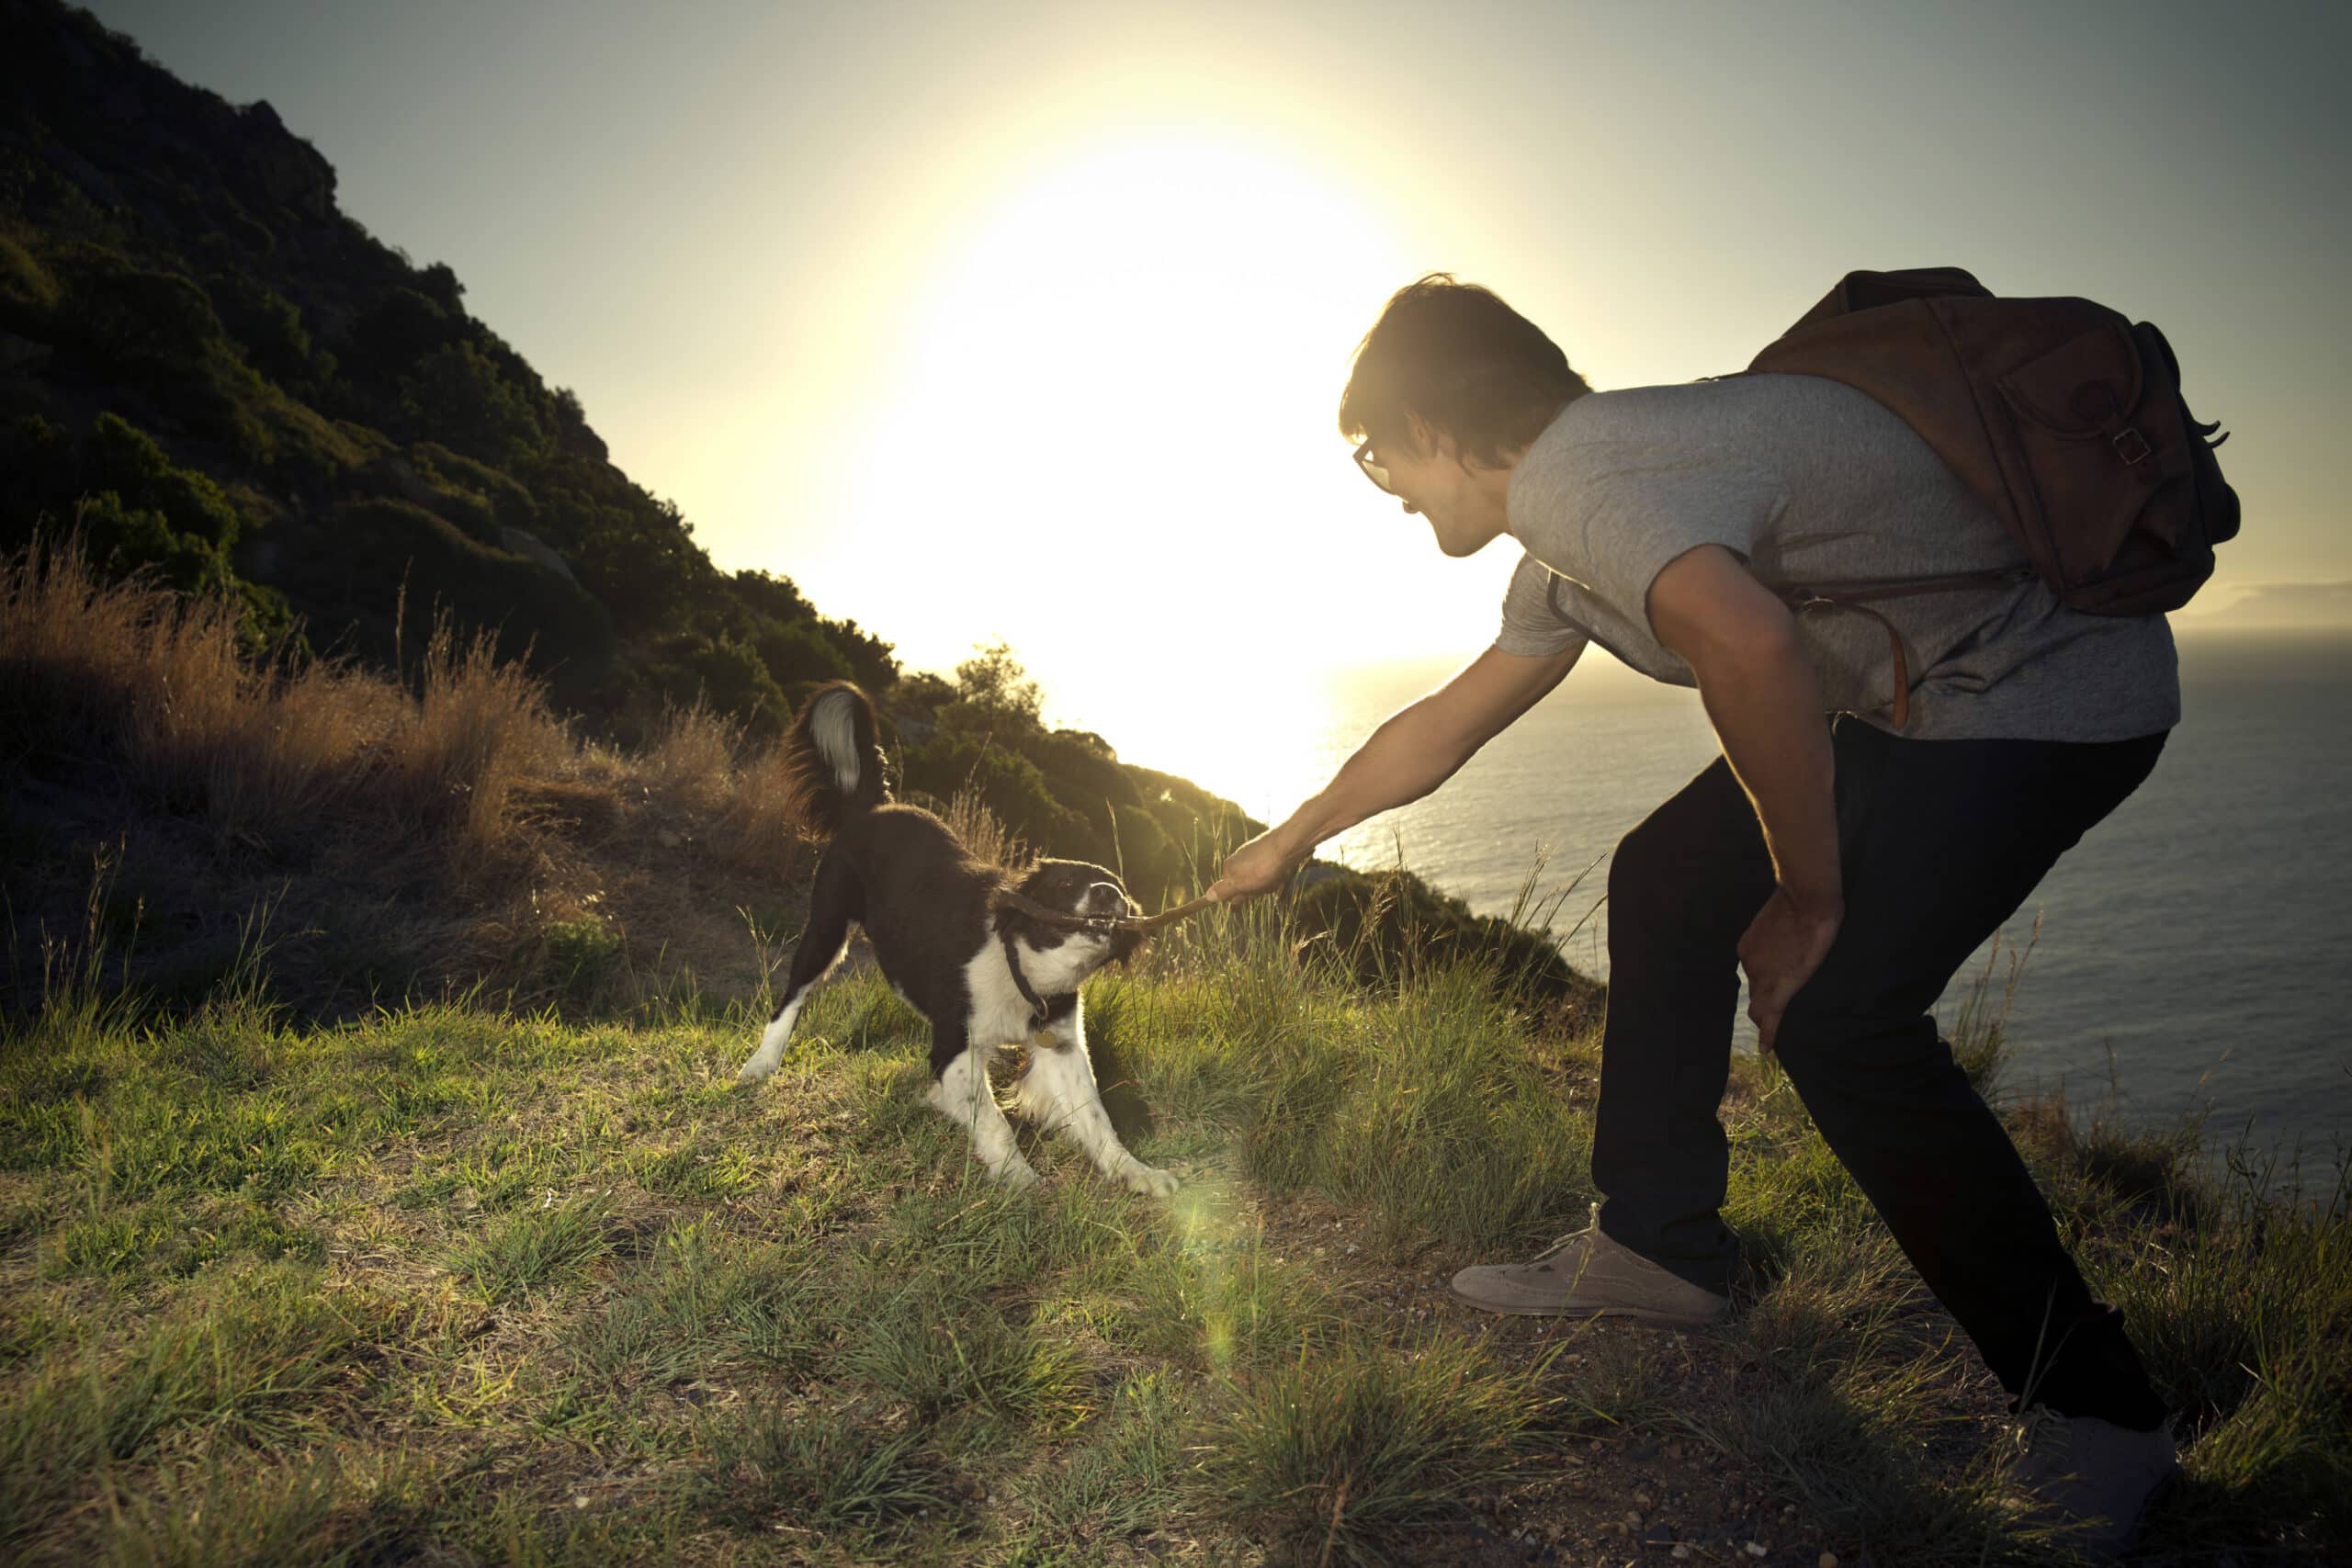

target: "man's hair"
[1339,273,1591,468]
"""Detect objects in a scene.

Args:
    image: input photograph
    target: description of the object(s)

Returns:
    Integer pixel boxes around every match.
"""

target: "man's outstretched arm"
[1205,642,1582,902]
[1645,542,1845,1053]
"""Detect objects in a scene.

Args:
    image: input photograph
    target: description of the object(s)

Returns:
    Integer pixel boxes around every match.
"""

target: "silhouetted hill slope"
[0,0,1597,1011]
[0,0,891,737]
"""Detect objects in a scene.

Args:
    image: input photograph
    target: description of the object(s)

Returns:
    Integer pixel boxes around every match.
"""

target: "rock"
[498,525,580,584]
[0,333,54,376]
[1744,1544,1770,1560]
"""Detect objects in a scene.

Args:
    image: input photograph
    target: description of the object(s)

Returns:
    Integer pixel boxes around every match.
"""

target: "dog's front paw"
[995,1158,1043,1191]
[735,1054,778,1085]
[1122,1163,1180,1198]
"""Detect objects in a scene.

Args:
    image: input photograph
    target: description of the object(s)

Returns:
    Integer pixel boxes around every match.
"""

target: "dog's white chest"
[962,927,1102,1045]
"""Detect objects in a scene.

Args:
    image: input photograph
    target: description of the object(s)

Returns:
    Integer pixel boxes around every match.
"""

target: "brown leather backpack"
[1742,266,2239,728]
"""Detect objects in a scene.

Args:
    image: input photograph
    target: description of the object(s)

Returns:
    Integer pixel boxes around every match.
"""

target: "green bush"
[50,243,227,382]
[203,271,313,385]
[275,497,615,681]
[345,287,458,377]
[1293,864,1599,1012]
[900,732,1095,860]
[86,412,243,548]
[0,231,58,315]
[542,915,621,1001]
[409,440,537,528]
[753,616,852,689]
[729,565,813,626]
[674,632,788,734]
[398,340,548,468]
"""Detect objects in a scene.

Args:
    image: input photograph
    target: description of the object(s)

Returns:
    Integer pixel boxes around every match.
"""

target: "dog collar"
[1000,927,1051,1026]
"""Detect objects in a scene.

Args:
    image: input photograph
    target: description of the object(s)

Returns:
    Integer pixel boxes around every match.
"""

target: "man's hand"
[1204,829,1303,904]
[1736,886,1844,1055]
[1647,543,1846,1057]
[1202,645,1582,908]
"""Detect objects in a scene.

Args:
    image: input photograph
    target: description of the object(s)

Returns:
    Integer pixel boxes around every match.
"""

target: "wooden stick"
[990,890,1219,935]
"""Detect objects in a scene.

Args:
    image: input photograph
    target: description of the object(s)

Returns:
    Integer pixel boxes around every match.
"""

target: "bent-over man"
[1204,274,2181,1556]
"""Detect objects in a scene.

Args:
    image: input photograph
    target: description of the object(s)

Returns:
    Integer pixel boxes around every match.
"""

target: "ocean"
[1245,629,2351,1197]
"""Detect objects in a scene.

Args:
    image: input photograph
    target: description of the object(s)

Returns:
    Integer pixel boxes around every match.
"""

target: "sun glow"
[797,130,1500,818]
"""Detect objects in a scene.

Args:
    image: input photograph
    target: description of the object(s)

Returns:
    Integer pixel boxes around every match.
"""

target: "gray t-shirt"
[1497,373,2179,741]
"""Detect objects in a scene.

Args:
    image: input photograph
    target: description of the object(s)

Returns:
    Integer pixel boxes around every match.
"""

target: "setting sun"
[791,129,1512,809]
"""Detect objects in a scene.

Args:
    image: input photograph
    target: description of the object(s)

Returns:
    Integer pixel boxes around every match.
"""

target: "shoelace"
[1527,1201,1604,1264]
[2012,1404,2074,1472]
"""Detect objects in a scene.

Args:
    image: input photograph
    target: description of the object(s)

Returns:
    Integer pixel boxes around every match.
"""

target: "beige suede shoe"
[1449,1202,1732,1326]
[2007,1404,2181,1560]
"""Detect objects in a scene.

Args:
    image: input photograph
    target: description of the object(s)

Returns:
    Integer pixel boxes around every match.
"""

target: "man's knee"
[1771,1000,1961,1098]
[1609,814,1739,941]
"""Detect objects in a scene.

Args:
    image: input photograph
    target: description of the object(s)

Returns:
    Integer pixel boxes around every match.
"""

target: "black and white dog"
[735,682,1178,1196]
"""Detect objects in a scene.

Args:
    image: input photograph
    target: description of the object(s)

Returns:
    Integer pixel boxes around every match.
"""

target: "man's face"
[1360,421,1511,558]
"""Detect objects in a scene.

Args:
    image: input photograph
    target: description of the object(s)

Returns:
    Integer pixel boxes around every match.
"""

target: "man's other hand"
[1736,885,1844,1055]
[1205,830,1301,904]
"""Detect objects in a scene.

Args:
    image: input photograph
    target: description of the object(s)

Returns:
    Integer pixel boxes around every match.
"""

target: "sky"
[78,0,2352,795]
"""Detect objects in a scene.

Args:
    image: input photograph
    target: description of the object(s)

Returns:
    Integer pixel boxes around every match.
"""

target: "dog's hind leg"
[1012,1000,1178,1196]
[738,850,860,1085]
[928,1027,1039,1190]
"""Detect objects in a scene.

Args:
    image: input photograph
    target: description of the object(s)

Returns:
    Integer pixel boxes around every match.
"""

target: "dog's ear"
[991,886,1036,943]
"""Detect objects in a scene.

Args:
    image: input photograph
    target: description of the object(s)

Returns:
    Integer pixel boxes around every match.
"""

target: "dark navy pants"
[1590,713,2171,1430]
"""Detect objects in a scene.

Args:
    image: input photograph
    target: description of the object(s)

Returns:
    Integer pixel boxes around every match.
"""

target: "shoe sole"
[1449,1291,1727,1327]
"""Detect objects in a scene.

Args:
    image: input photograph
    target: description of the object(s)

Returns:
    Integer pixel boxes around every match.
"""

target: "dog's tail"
[789,681,888,835]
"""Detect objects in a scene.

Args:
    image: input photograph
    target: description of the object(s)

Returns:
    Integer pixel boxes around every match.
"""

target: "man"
[1203,274,2181,1554]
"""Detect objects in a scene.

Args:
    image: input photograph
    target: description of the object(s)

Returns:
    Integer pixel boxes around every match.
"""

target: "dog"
[734,682,1179,1196]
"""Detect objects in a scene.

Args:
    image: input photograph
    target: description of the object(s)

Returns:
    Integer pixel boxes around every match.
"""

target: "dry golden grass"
[942,784,1030,874]
[1,525,812,1019]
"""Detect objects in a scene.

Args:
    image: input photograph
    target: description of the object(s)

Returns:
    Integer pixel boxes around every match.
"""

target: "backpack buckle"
[2110,426,2152,466]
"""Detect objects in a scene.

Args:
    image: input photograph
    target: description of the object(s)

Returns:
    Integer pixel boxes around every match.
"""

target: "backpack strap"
[1776,569,2031,731]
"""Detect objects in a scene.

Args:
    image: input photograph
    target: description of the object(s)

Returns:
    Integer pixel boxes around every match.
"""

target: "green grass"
[0,928,2343,1565]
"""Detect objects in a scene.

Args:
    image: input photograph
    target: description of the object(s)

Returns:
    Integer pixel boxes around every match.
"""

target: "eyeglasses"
[1352,440,1419,513]
[1353,441,1422,514]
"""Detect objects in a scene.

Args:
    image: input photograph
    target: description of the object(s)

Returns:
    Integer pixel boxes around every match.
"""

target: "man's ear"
[1403,410,1445,459]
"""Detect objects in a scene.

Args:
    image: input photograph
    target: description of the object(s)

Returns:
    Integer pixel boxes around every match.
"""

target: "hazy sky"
[79,0,2352,786]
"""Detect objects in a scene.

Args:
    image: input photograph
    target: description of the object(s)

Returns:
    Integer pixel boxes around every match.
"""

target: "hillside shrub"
[202,270,313,386]
[672,633,788,735]
[0,231,59,313]
[900,732,1096,863]
[275,497,614,682]
[754,617,852,690]
[398,340,548,468]
[85,412,242,547]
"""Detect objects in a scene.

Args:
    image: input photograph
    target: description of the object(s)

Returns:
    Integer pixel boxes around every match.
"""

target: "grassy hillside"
[4,527,2340,1563]
[1,890,2343,1564]
[3,7,2341,1558]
